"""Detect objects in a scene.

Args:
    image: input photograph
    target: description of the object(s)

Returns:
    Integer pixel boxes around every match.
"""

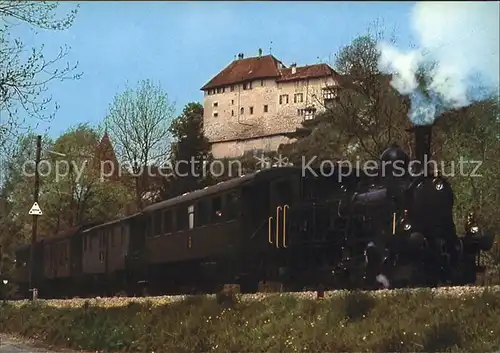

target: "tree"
[434,98,500,277]
[0,133,54,272]
[42,124,134,231]
[159,102,211,199]
[104,79,176,208]
[0,126,134,251]
[282,21,412,162]
[0,2,81,140]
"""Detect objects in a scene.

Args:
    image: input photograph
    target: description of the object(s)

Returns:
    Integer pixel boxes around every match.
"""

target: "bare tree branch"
[104,79,176,207]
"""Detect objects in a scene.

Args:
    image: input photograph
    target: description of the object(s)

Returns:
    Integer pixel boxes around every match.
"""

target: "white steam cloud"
[377,2,500,125]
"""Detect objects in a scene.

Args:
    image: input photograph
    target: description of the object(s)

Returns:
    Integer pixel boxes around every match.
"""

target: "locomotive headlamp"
[400,209,412,231]
[466,211,479,234]
[433,178,444,191]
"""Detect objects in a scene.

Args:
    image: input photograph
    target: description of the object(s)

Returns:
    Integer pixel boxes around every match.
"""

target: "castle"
[200,51,341,159]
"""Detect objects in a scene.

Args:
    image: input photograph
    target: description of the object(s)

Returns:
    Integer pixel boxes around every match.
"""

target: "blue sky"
[12,1,416,139]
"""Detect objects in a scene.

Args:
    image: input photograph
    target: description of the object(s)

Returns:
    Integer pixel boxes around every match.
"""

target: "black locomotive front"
[272,122,495,291]
[343,123,494,288]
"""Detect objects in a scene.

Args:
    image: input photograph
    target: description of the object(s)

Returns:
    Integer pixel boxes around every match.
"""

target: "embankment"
[1,286,499,352]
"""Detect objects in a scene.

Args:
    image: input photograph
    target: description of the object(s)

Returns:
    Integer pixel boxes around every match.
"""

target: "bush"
[1,287,499,352]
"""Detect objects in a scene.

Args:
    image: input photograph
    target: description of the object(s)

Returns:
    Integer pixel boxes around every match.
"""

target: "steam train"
[9,123,494,299]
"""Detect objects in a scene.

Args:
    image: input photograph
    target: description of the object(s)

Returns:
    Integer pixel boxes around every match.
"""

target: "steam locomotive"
[9,123,494,298]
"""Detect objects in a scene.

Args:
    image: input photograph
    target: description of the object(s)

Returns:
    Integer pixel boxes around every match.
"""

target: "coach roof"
[83,213,141,233]
[142,166,303,213]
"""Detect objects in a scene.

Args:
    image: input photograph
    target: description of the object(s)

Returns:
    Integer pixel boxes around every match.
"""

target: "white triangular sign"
[29,202,43,215]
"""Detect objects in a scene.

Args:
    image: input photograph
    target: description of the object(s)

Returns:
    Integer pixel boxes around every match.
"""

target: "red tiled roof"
[201,55,339,90]
[277,63,338,82]
[200,55,285,90]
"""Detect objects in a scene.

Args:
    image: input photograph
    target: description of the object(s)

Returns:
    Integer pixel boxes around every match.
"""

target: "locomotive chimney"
[406,123,433,174]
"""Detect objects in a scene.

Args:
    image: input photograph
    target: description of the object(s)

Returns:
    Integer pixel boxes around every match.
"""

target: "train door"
[269,177,296,249]
[266,175,300,287]
[126,215,148,294]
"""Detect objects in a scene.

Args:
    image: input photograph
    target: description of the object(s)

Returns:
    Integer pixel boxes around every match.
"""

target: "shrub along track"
[9,284,499,308]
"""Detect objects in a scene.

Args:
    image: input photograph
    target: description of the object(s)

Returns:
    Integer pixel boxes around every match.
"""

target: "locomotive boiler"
[330,123,495,289]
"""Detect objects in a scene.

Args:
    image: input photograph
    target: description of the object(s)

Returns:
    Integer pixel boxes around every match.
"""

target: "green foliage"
[0,125,134,275]
[40,124,134,229]
[434,98,500,272]
[0,133,54,249]
[160,102,211,199]
[1,291,499,352]
[282,23,411,161]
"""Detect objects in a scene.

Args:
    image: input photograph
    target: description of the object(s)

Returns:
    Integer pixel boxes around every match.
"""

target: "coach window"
[83,236,87,251]
[64,244,69,265]
[197,200,210,226]
[225,192,239,220]
[211,196,223,223]
[188,205,195,229]
[175,207,187,231]
[59,245,63,265]
[114,226,120,247]
[163,210,173,235]
[121,225,126,244]
[154,211,162,237]
[99,231,104,248]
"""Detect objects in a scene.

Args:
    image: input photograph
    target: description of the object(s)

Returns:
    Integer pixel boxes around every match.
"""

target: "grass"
[1,288,499,352]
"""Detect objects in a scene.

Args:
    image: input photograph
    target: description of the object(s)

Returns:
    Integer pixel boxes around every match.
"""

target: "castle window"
[231,85,234,92]
[294,93,303,103]
[260,80,264,86]
[279,94,289,104]
[304,107,317,121]
[240,107,244,115]
[243,81,252,90]
[216,87,222,94]
[213,112,218,117]
[231,99,234,105]
[213,102,218,107]
[323,86,338,100]
[231,110,234,116]
[264,105,268,113]
[250,106,254,114]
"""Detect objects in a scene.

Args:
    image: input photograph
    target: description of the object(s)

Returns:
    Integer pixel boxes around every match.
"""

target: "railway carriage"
[131,164,370,294]
[80,214,140,297]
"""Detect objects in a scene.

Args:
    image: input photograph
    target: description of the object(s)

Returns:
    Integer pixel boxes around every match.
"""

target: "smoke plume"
[377,2,499,125]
